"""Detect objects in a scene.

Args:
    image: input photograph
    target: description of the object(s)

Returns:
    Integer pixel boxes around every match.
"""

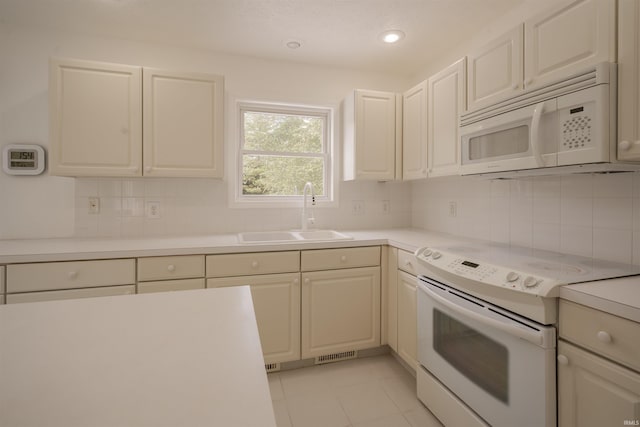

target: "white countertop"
[560,276,640,323]
[0,228,456,264]
[0,287,276,427]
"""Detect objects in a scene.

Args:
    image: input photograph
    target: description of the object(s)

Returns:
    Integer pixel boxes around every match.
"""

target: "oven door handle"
[421,283,544,346]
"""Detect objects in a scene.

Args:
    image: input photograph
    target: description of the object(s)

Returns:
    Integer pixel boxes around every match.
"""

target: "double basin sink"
[238,230,352,244]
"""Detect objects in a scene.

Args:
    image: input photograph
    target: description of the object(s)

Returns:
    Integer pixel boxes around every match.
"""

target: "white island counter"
[0,286,276,427]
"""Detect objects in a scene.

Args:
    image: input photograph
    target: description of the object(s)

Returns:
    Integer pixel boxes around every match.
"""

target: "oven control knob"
[422,248,433,257]
[506,272,519,282]
[432,251,442,260]
[523,276,539,288]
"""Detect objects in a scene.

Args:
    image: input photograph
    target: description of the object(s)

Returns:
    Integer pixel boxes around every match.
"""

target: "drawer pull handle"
[167,265,176,272]
[404,260,412,267]
[340,256,347,262]
[557,354,569,365]
[251,261,259,268]
[597,331,612,343]
[68,271,78,280]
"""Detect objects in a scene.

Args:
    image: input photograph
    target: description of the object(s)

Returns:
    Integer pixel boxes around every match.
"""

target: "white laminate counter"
[0,228,458,264]
[561,276,640,323]
[0,287,276,427]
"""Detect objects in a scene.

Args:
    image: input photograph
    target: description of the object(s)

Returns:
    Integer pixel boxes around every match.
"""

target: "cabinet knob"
[293,278,299,285]
[68,271,78,280]
[167,264,176,272]
[340,255,347,262]
[404,260,412,267]
[145,166,152,173]
[525,78,533,86]
[557,354,569,365]
[512,83,519,90]
[597,330,612,344]
[619,140,631,151]
[304,278,310,284]
[251,261,259,268]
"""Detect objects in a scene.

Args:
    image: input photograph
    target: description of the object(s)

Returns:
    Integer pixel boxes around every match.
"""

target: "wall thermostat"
[2,144,46,175]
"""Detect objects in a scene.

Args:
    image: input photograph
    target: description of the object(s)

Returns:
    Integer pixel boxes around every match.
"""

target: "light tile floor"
[268,354,443,427]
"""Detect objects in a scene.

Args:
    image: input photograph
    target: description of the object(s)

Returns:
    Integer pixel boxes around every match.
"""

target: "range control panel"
[414,247,562,297]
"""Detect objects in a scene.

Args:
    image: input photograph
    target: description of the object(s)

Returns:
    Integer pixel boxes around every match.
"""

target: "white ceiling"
[0,0,524,77]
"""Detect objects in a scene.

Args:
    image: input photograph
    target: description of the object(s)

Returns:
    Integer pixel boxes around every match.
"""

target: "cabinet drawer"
[559,300,640,372]
[7,259,135,293]
[137,278,205,294]
[6,285,135,304]
[397,249,417,275]
[138,255,204,281]
[301,246,380,271]
[206,251,299,278]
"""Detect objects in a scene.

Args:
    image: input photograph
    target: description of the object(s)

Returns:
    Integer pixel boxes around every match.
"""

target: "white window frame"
[231,100,337,208]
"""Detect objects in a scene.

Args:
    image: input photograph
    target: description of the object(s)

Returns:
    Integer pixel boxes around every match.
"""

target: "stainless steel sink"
[238,230,352,244]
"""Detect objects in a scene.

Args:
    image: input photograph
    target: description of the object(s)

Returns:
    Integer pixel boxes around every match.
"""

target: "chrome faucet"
[301,182,316,231]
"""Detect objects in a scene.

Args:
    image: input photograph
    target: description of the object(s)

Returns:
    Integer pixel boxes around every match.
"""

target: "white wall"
[0,24,412,239]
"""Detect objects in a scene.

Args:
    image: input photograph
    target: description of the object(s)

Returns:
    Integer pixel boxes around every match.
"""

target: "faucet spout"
[301,182,315,231]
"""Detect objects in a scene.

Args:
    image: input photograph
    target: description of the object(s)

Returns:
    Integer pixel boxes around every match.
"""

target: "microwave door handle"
[421,283,544,346]
[530,101,545,167]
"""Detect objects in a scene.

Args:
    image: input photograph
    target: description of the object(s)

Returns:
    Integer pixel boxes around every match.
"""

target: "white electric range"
[413,242,640,427]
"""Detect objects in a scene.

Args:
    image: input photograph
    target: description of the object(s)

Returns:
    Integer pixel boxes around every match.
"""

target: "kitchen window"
[235,101,335,206]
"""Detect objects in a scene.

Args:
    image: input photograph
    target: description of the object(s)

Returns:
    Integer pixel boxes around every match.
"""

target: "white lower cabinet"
[208,273,301,365]
[558,340,640,427]
[397,270,418,370]
[301,266,380,359]
[6,285,135,304]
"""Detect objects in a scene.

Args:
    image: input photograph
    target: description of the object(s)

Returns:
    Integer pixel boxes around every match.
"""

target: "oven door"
[417,277,556,427]
[460,99,558,175]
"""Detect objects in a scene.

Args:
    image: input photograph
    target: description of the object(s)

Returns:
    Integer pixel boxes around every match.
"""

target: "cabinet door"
[301,267,380,358]
[427,58,466,177]
[143,69,224,177]
[207,273,301,364]
[467,25,523,111]
[344,90,399,181]
[402,81,428,180]
[558,340,640,427]
[617,0,640,161]
[524,0,615,90]
[49,58,142,177]
[397,270,417,371]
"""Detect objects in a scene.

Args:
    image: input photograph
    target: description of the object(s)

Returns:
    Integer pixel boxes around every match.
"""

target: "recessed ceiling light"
[286,40,302,49]
[380,30,405,44]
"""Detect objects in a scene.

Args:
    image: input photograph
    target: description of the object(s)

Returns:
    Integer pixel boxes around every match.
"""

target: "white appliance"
[413,243,640,427]
[460,62,633,176]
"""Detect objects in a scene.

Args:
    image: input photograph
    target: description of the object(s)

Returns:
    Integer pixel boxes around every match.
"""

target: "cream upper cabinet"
[427,58,466,178]
[50,58,224,177]
[524,0,615,90]
[402,81,428,180]
[343,89,401,181]
[466,25,523,111]
[49,58,142,176]
[617,0,640,161]
[143,69,224,177]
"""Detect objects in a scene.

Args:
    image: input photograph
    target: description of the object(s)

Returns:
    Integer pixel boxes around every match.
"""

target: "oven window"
[469,125,529,160]
[433,309,509,404]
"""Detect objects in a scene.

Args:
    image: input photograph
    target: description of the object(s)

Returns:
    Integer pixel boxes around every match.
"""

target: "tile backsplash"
[74,178,412,238]
[411,172,640,265]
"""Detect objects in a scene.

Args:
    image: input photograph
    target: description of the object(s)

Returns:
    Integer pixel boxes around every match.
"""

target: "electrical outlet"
[352,200,364,216]
[449,201,457,217]
[146,201,161,219]
[382,200,390,214]
[88,197,100,214]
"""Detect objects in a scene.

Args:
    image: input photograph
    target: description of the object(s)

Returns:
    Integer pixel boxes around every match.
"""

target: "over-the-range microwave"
[460,62,639,177]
